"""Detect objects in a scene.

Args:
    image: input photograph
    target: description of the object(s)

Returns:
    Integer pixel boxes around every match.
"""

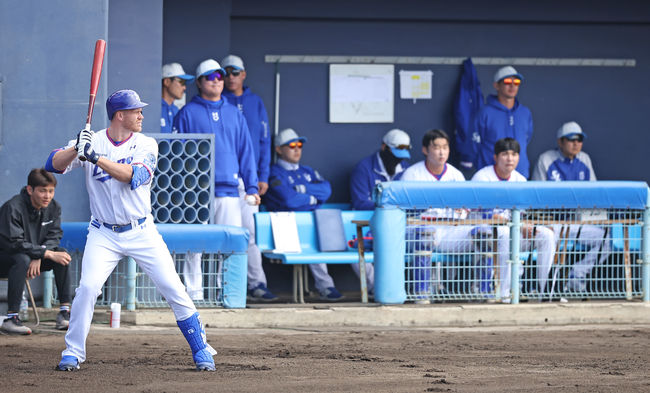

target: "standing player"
[400,129,471,304]
[161,62,194,133]
[473,66,533,177]
[45,90,216,372]
[471,138,556,301]
[173,59,261,301]
[221,54,277,301]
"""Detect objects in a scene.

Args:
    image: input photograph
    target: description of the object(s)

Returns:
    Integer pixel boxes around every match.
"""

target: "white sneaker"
[1,315,32,335]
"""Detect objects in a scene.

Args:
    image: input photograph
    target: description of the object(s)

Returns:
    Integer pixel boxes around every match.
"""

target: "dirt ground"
[2,322,649,393]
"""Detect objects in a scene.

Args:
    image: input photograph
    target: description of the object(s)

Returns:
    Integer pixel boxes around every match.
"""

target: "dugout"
[1,1,649,296]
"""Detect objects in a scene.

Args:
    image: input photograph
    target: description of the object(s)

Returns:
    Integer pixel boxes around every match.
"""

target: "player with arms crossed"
[45,90,216,372]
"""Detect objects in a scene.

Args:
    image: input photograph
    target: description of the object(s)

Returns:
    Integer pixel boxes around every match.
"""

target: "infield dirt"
[2,323,649,392]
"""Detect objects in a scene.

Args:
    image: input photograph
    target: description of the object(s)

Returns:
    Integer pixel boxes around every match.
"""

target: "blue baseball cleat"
[178,313,217,372]
[57,355,80,371]
[194,348,216,371]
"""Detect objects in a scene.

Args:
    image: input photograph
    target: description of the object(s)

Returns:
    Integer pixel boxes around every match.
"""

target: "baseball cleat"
[57,355,80,371]
[194,348,216,371]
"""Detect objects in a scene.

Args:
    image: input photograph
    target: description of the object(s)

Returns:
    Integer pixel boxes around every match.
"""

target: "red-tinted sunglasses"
[286,141,303,149]
[501,77,521,86]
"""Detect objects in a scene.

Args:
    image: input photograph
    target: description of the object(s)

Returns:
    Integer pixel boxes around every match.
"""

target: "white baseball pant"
[63,217,196,362]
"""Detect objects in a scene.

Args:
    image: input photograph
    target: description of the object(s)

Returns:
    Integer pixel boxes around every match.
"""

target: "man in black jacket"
[0,168,72,334]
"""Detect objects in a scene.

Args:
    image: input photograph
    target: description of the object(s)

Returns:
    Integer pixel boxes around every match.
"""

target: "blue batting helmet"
[106,89,148,120]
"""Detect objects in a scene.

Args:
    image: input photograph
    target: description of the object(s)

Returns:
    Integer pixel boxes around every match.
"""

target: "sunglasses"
[501,77,521,86]
[564,135,584,142]
[394,144,411,150]
[205,70,225,81]
[225,69,242,77]
[173,78,186,86]
[285,141,303,149]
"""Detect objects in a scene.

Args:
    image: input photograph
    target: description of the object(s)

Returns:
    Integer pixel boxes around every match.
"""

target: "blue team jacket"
[264,162,331,211]
[349,152,409,210]
[222,87,271,183]
[160,98,179,133]
[473,94,533,177]
[453,58,483,165]
[173,95,258,197]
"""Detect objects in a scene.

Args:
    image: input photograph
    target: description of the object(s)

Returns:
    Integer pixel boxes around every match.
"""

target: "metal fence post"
[510,209,521,304]
[126,257,136,310]
[42,270,54,308]
[643,207,649,302]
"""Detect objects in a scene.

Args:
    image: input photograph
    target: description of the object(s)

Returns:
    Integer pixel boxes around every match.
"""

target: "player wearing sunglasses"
[220,54,277,302]
[264,128,344,301]
[173,59,260,301]
[473,65,534,178]
[161,63,194,133]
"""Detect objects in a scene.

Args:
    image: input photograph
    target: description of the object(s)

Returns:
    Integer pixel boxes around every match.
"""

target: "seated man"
[349,128,411,210]
[0,168,72,334]
[264,128,343,301]
[471,138,556,301]
[532,122,609,291]
[348,128,411,294]
[401,129,472,304]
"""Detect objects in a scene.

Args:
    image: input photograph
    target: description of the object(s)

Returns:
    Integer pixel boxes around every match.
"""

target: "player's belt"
[93,217,146,233]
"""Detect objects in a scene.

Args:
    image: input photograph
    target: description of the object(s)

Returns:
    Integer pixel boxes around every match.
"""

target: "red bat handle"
[85,39,106,128]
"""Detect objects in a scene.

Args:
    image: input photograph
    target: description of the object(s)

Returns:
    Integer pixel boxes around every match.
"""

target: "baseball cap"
[557,121,587,139]
[106,89,148,120]
[221,55,245,70]
[493,66,524,83]
[195,59,225,79]
[162,63,194,80]
[275,128,307,146]
[382,129,411,159]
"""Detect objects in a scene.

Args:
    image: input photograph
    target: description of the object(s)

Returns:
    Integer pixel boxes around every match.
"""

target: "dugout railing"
[40,222,249,309]
[370,181,649,305]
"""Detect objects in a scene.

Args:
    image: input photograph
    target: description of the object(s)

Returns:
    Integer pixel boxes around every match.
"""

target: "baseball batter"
[45,90,216,372]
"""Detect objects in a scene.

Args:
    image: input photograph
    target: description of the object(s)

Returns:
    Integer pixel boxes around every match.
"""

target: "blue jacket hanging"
[453,58,484,167]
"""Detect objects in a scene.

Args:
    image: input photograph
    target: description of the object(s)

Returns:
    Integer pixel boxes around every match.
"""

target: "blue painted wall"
[2,0,649,217]
[227,1,650,203]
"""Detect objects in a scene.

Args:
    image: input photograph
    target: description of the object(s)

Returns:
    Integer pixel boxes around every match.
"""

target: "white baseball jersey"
[60,129,157,225]
[401,161,466,220]
[471,165,527,183]
[401,161,465,182]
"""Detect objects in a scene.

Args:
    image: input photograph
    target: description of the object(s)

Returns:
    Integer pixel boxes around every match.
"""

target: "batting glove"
[82,143,100,164]
[75,129,94,152]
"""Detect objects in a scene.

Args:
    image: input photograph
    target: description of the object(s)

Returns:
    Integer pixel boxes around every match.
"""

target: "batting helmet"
[106,89,148,120]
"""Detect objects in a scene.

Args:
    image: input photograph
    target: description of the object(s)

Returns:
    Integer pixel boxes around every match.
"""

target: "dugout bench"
[255,210,374,303]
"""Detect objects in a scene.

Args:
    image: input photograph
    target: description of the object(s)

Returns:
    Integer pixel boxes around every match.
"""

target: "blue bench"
[255,210,374,303]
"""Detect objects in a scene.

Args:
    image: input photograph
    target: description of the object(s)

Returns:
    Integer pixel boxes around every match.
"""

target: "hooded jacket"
[453,58,484,166]
[349,152,408,210]
[473,94,533,177]
[173,95,258,197]
[222,86,271,184]
[0,187,63,258]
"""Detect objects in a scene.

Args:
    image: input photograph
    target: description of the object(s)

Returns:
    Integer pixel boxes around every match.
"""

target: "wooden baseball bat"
[79,39,106,161]
[85,39,106,132]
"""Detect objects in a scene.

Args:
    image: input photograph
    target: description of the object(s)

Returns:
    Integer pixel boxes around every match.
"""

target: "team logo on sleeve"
[144,153,157,171]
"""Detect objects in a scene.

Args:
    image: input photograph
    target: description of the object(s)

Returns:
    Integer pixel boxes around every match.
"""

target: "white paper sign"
[329,64,394,123]
[269,212,302,253]
[399,70,433,101]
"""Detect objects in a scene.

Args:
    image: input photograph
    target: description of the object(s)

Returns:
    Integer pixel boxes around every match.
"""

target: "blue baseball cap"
[106,90,148,120]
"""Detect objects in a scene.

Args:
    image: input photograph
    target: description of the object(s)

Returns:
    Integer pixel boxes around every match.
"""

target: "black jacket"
[0,187,63,258]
